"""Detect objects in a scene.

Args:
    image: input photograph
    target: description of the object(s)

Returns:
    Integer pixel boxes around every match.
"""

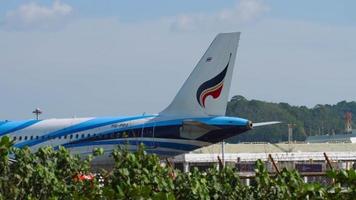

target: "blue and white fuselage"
[0,115,251,158]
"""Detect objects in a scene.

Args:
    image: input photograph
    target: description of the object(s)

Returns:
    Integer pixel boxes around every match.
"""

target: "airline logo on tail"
[196,53,232,108]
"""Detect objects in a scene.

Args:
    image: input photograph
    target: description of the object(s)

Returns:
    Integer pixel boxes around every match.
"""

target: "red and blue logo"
[196,53,232,108]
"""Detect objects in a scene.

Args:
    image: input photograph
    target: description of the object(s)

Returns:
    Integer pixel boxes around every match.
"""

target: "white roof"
[174,152,356,163]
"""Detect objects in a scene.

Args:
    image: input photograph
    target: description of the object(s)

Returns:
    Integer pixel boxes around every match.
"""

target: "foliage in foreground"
[1,136,356,199]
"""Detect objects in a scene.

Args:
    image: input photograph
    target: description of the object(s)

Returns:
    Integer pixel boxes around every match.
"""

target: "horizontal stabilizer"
[253,121,281,127]
[183,120,220,131]
[180,120,220,139]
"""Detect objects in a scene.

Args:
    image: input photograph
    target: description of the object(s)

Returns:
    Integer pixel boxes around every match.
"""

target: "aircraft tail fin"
[160,32,240,116]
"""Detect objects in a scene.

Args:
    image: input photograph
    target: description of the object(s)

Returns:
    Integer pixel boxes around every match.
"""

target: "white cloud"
[171,0,269,31]
[3,0,72,31]
[234,0,269,22]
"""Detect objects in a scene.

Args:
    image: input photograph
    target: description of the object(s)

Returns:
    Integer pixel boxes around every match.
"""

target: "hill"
[226,95,356,143]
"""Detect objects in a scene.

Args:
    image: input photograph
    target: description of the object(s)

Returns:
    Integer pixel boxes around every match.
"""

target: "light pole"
[221,140,225,167]
[32,108,42,120]
[288,124,295,144]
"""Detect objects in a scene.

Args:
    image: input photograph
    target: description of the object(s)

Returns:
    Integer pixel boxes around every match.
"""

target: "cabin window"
[70,135,73,139]
[36,136,39,140]
[75,134,79,139]
[13,136,17,141]
[64,135,67,139]
[24,136,28,140]
[81,134,84,139]
[19,136,22,141]
[30,136,33,140]
[41,136,45,140]
[58,136,61,139]
[87,134,90,138]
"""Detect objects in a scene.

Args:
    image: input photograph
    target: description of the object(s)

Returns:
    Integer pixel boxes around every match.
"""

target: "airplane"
[0,32,279,164]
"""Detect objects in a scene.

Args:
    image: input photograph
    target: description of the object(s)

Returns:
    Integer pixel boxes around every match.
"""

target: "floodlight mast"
[32,108,42,120]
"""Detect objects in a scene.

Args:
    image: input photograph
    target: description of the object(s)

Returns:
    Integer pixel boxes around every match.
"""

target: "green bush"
[104,145,175,199]
[1,136,356,200]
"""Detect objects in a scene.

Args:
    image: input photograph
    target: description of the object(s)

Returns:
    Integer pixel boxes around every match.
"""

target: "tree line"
[226,95,356,143]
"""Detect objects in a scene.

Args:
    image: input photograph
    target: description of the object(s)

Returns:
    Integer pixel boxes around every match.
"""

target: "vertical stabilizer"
[160,32,240,116]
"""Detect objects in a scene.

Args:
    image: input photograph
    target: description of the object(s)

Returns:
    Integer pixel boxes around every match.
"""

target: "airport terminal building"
[171,142,356,184]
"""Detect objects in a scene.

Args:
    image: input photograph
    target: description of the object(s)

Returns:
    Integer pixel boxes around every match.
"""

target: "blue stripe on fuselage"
[15,115,154,148]
[0,121,8,126]
[0,120,40,136]
[99,116,249,133]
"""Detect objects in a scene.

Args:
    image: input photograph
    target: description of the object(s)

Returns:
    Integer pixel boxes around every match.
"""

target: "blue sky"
[0,0,355,119]
[2,0,355,23]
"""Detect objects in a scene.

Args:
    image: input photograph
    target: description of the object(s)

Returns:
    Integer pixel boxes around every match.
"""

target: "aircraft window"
[75,134,79,139]
[19,136,22,141]
[36,136,39,140]
[70,135,73,139]
[81,134,84,138]
[13,136,17,141]
[59,136,61,139]
[41,136,45,140]
[64,135,67,139]
[30,136,33,140]
[87,134,90,138]
[24,136,28,140]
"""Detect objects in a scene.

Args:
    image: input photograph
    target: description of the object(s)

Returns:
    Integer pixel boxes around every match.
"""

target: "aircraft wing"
[253,121,282,127]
